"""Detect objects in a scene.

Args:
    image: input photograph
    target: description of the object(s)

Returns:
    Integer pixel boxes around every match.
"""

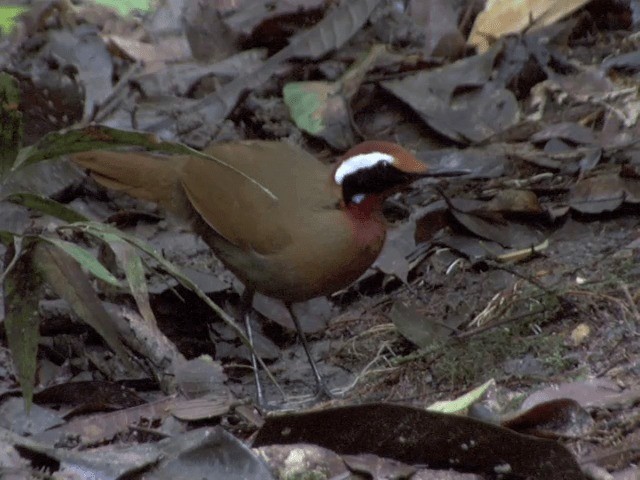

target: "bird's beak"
[420,168,470,178]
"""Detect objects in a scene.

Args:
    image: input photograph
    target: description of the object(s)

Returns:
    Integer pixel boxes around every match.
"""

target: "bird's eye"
[351,193,366,204]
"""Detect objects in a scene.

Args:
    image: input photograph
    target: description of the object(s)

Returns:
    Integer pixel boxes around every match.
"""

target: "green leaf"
[74,224,245,343]
[0,232,21,285]
[39,237,122,287]
[105,234,157,325]
[33,240,132,369]
[3,238,43,411]
[93,0,153,15]
[0,72,22,179]
[65,221,283,393]
[0,229,15,246]
[283,82,328,135]
[0,6,27,35]
[283,44,384,149]
[14,125,196,171]
[6,193,89,223]
[78,222,233,319]
[56,227,155,324]
[12,124,277,201]
[427,379,495,413]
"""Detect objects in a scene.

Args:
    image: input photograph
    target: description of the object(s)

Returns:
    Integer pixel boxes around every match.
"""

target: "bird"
[71,139,443,403]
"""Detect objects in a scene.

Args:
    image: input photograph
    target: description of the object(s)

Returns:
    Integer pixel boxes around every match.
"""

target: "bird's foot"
[314,381,337,401]
[254,382,341,411]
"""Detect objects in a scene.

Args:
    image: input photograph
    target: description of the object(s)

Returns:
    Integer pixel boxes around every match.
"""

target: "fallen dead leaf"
[469,0,593,53]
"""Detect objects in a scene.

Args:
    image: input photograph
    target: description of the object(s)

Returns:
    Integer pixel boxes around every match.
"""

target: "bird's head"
[333,141,428,207]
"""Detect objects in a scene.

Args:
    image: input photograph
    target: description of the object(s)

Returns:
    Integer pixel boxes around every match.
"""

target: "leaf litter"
[1,0,640,478]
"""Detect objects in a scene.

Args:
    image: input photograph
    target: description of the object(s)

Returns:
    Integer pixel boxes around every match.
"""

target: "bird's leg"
[286,303,333,399]
[240,289,265,406]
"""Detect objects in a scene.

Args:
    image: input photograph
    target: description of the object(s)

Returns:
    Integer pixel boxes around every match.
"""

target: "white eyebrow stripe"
[334,152,394,185]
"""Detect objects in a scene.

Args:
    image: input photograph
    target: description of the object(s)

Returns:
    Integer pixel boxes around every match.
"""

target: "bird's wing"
[180,141,332,255]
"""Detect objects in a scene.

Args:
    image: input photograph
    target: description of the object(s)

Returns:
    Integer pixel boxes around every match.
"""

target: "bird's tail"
[71,150,183,210]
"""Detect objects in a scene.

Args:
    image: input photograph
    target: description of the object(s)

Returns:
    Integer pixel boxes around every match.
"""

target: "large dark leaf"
[382,48,519,144]
[0,72,22,179]
[3,238,43,410]
[254,403,585,479]
[33,240,132,369]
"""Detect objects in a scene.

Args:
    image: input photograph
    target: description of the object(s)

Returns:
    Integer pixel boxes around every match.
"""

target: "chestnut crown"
[334,141,427,205]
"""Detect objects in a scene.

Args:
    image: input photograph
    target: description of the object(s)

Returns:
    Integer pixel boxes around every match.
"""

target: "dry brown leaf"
[469,0,592,53]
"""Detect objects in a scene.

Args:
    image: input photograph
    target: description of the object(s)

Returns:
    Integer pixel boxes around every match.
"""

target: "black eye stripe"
[341,163,414,205]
